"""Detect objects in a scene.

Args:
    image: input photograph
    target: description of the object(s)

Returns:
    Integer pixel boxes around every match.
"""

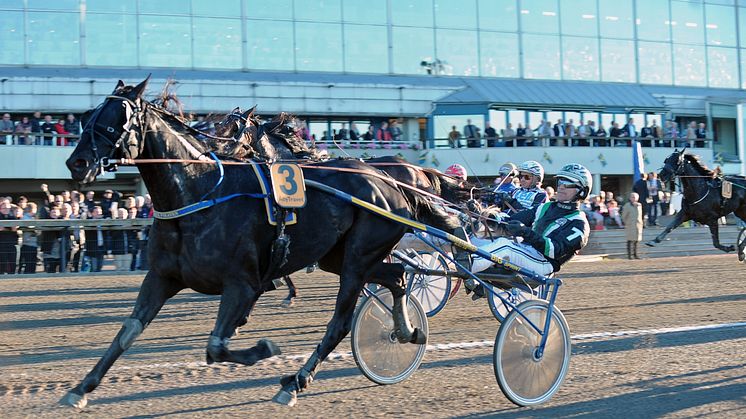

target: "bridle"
[82,94,144,173]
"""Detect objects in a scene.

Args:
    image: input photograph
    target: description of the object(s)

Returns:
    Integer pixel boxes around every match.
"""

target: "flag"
[632,140,645,182]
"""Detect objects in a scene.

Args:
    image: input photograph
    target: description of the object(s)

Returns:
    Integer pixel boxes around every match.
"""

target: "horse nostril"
[73,159,89,169]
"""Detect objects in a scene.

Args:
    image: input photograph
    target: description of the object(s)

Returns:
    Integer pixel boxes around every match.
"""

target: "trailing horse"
[62,78,460,408]
[646,148,746,252]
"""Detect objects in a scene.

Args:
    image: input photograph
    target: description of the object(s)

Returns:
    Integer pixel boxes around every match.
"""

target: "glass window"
[741,49,746,89]
[27,12,80,65]
[707,46,738,87]
[560,0,597,37]
[600,113,616,131]
[86,13,137,67]
[343,0,387,24]
[0,11,24,65]
[479,31,519,77]
[434,114,483,139]
[434,0,477,30]
[564,112,581,129]
[635,0,671,42]
[673,44,706,86]
[86,0,137,13]
[705,4,737,46]
[671,1,704,45]
[507,110,526,129]
[295,0,342,22]
[295,22,342,72]
[27,0,78,11]
[435,29,478,76]
[522,34,560,79]
[245,0,293,19]
[599,0,633,39]
[527,112,544,131]
[600,39,636,83]
[0,1,25,9]
[246,20,294,70]
[191,0,240,17]
[488,110,507,133]
[740,8,746,47]
[562,36,599,81]
[392,26,435,74]
[344,24,388,73]
[547,111,563,127]
[478,0,517,32]
[192,18,242,69]
[637,41,672,85]
[392,0,434,27]
[519,0,559,34]
[139,15,191,68]
[139,0,186,15]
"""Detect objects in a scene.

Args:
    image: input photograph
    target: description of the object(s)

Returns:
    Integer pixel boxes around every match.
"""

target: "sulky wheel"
[407,252,452,317]
[737,228,746,262]
[351,288,428,385]
[488,285,544,322]
[493,300,571,406]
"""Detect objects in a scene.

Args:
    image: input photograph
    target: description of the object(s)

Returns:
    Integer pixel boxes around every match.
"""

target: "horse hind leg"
[205,281,280,366]
[60,271,183,409]
[281,276,297,308]
[366,261,427,344]
[708,222,735,252]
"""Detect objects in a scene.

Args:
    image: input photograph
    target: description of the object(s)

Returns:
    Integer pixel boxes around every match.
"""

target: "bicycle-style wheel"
[351,288,428,385]
[488,285,541,322]
[493,300,571,406]
[407,252,451,317]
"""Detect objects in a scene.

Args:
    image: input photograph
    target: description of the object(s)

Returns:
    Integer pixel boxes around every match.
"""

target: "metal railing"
[430,135,713,149]
[1,131,82,146]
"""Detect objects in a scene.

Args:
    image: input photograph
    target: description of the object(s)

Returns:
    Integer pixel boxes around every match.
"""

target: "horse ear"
[132,74,151,98]
[231,107,241,114]
[245,105,257,118]
[681,146,688,154]
[112,80,125,93]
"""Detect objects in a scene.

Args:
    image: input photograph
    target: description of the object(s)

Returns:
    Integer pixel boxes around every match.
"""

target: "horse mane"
[683,153,716,177]
[151,79,186,120]
[421,168,477,204]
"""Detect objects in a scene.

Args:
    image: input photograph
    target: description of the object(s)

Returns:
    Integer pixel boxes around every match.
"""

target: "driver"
[458,163,592,296]
[444,163,467,182]
[498,160,547,215]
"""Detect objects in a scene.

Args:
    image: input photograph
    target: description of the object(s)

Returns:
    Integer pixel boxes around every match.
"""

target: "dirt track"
[1,255,745,418]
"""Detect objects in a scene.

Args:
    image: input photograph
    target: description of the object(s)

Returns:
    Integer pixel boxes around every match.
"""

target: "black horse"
[62,78,459,408]
[646,148,746,252]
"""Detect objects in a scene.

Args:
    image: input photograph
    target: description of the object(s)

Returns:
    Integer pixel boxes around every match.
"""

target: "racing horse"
[62,78,460,408]
[646,148,746,252]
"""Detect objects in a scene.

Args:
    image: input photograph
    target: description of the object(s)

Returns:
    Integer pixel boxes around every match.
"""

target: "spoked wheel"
[493,300,571,406]
[351,288,428,385]
[407,252,451,317]
[737,228,746,262]
[488,285,544,322]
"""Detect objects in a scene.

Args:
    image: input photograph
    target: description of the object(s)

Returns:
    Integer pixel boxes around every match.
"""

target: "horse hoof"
[258,339,282,357]
[272,389,297,407]
[280,299,294,308]
[59,391,87,409]
[410,327,428,345]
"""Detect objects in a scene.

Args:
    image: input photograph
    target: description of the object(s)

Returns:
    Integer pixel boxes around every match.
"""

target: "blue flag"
[632,140,645,182]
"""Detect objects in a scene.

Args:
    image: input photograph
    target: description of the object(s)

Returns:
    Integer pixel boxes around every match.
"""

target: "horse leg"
[272,274,364,407]
[646,210,689,246]
[708,222,735,252]
[281,275,297,308]
[60,271,183,409]
[366,261,427,344]
[206,281,280,366]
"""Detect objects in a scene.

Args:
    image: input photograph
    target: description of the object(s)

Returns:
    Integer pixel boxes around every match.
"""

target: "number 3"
[278,164,298,195]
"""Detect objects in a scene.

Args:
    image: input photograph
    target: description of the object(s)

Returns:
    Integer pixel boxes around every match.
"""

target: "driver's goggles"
[557,178,579,188]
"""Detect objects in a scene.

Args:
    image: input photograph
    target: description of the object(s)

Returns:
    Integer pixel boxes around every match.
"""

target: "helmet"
[517,160,544,183]
[556,163,592,200]
[498,162,517,177]
[445,164,467,181]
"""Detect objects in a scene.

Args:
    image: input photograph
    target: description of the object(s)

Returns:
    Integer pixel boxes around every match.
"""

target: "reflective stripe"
[543,237,555,259]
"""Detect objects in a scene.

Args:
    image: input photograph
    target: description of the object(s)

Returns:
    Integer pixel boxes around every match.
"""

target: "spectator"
[646,172,662,227]
[84,191,96,213]
[484,121,497,147]
[389,120,403,142]
[362,125,375,142]
[64,113,80,146]
[463,119,479,147]
[83,206,105,272]
[589,195,607,230]
[349,123,360,143]
[30,111,42,145]
[0,199,19,274]
[376,122,392,142]
[537,120,552,145]
[14,116,32,145]
[68,201,84,272]
[695,122,707,148]
[686,121,697,148]
[552,119,566,146]
[501,123,516,147]
[40,115,55,146]
[650,119,661,139]
[523,123,535,146]
[566,119,577,138]
[18,203,38,274]
[622,192,644,259]
[137,194,153,270]
[610,122,623,145]
[544,186,555,201]
[448,125,462,148]
[595,123,608,146]
[40,205,62,273]
[633,173,649,223]
[100,189,121,219]
[128,206,139,271]
[0,113,14,145]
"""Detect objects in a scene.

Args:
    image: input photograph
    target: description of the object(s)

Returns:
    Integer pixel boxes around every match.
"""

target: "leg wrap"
[118,318,144,351]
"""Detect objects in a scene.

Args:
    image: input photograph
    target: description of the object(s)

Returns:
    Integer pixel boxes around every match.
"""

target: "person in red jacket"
[53,118,70,146]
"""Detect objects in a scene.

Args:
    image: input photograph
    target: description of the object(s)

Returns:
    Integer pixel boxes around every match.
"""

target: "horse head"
[215,106,255,141]
[658,146,687,187]
[67,77,150,183]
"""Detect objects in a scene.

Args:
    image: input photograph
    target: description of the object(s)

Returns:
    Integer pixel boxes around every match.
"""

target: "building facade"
[2,0,746,195]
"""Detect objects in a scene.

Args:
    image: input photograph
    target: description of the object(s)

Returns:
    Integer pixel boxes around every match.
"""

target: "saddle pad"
[251,164,298,226]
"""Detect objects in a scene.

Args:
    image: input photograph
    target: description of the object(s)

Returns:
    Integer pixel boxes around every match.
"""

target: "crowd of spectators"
[447,118,710,149]
[0,185,153,275]
[0,112,81,146]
